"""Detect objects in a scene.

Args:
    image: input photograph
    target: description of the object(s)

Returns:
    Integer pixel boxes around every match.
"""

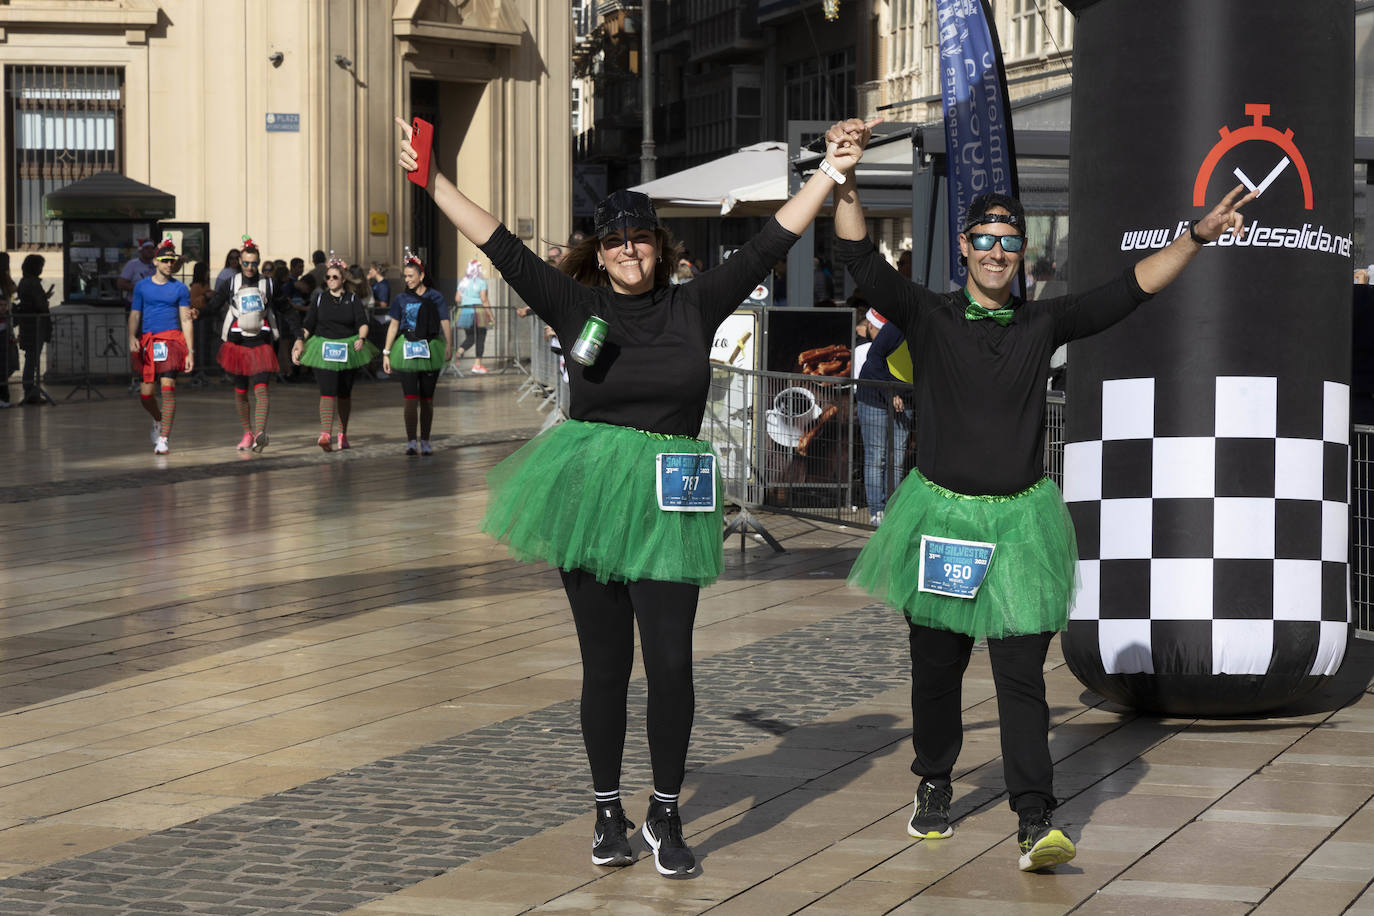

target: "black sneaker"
[591,804,635,867]
[907,779,954,839]
[1017,809,1076,872]
[641,799,696,876]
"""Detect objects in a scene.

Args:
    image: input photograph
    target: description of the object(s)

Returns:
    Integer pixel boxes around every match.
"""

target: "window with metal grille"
[1003,0,1074,62]
[5,66,125,249]
[783,48,856,126]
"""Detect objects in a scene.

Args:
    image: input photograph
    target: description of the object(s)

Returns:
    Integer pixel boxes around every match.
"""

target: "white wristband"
[819,159,847,185]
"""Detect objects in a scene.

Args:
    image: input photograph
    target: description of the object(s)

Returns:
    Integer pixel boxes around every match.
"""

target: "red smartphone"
[407,116,434,188]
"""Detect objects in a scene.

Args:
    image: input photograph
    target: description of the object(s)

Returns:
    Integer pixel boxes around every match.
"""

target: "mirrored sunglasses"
[967,233,1025,253]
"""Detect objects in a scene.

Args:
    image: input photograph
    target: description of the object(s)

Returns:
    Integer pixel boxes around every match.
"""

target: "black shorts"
[316,367,356,398]
[398,370,439,399]
[230,372,274,390]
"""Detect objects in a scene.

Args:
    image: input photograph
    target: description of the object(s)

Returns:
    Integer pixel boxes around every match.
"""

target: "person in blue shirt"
[367,261,391,310]
[382,250,451,455]
[856,319,914,525]
[453,258,493,374]
[128,239,193,454]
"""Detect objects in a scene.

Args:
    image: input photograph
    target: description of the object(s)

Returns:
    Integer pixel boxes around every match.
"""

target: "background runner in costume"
[128,238,193,455]
[210,237,279,452]
[380,249,450,456]
[453,258,493,374]
[292,255,376,451]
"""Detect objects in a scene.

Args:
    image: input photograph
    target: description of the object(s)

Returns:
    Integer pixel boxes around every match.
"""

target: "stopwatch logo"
[1193,104,1313,209]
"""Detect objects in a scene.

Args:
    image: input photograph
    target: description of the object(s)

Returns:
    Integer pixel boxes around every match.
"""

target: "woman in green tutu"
[380,250,450,456]
[291,255,376,451]
[396,117,864,877]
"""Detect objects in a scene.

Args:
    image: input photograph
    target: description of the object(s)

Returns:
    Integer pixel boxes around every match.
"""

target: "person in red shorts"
[128,238,193,455]
[210,236,279,451]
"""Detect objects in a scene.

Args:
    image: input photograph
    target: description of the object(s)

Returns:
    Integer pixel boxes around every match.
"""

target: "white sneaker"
[151,418,161,444]
[419,440,433,456]
[153,437,169,455]
[0,400,11,409]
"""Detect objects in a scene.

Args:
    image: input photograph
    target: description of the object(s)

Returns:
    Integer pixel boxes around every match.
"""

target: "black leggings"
[908,623,1056,814]
[316,367,356,398]
[459,325,487,357]
[397,369,438,398]
[561,568,699,796]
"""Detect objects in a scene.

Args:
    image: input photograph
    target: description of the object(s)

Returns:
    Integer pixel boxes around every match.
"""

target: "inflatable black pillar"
[1060,0,1354,715]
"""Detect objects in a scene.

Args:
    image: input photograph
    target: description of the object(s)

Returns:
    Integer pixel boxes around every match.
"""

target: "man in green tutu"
[827,118,1255,871]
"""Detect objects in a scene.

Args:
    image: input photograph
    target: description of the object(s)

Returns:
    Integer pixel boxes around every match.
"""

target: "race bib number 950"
[917,535,996,599]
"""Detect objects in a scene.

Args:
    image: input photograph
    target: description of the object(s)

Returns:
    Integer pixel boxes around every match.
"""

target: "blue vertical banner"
[936,0,1018,288]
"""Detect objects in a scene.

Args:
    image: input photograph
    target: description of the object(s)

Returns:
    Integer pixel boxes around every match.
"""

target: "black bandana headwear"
[593,190,660,240]
[962,192,1026,234]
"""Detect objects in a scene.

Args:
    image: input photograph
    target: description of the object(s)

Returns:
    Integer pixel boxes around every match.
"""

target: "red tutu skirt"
[132,330,189,383]
[218,339,280,376]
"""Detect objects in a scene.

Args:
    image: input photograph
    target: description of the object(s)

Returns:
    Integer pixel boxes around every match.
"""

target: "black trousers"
[908,622,1056,814]
[21,340,42,395]
[560,568,698,796]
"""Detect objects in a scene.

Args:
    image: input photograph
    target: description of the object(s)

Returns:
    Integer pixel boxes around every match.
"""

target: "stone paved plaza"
[0,373,1371,915]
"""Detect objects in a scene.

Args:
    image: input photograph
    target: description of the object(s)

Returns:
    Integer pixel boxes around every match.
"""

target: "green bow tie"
[963,291,1015,327]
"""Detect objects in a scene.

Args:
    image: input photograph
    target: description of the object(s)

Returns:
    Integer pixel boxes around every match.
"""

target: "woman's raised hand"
[395,116,419,174]
[824,117,882,177]
[826,118,880,153]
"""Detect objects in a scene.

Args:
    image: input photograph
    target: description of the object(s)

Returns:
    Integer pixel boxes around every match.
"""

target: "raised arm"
[689,123,873,326]
[831,149,927,331]
[1133,184,1256,293]
[771,120,871,235]
[397,117,499,247]
[397,117,583,331]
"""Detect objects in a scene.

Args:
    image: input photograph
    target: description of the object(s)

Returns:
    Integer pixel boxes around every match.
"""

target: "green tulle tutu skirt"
[388,337,446,372]
[848,471,1077,639]
[300,335,378,370]
[481,419,724,586]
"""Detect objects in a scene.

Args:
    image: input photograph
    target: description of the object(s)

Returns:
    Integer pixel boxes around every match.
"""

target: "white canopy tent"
[630,141,789,217]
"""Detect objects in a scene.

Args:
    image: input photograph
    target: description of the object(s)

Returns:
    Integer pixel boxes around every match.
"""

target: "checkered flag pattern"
[1064,376,1349,679]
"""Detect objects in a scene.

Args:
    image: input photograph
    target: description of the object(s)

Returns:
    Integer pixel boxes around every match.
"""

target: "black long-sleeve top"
[481,218,799,437]
[835,235,1153,495]
[303,290,368,340]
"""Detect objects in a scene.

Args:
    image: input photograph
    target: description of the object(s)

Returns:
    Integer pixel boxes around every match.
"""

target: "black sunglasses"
[967,233,1025,253]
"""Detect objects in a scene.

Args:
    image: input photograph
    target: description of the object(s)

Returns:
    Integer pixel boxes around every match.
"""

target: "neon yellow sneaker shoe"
[1017,811,1076,871]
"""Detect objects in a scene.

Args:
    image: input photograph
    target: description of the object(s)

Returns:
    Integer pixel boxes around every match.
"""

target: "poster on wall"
[707,310,760,486]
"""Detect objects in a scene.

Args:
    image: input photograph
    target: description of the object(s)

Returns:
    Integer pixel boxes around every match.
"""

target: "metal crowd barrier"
[697,363,1371,634]
[512,312,568,428]
[701,365,897,529]
[441,302,533,377]
[1353,424,1374,634]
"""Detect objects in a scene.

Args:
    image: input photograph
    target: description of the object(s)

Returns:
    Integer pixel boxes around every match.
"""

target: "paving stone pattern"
[0,428,541,505]
[0,604,910,914]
